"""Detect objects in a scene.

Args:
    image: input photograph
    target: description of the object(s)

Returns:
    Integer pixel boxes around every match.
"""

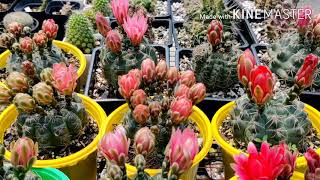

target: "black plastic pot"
[14,0,50,24]
[110,18,173,47]
[45,1,82,40]
[251,43,320,110]
[84,45,170,114]
[0,0,19,21]
[173,20,251,50]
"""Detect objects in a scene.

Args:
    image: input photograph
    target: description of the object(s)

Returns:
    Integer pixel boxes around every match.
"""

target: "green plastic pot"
[32,168,69,180]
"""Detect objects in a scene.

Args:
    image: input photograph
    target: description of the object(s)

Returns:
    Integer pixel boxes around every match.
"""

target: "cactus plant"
[65,14,95,54]
[3,12,34,30]
[132,0,157,13]
[3,63,89,149]
[0,137,40,179]
[93,0,111,16]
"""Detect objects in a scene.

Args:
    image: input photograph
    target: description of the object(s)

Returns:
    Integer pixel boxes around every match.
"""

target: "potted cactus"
[84,2,169,113]
[0,63,107,179]
[212,51,320,179]
[0,19,86,78]
[101,58,213,179]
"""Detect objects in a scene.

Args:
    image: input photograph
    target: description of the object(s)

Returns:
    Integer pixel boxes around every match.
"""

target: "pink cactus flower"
[20,37,33,54]
[133,104,150,124]
[123,14,148,46]
[8,22,23,36]
[180,70,196,87]
[188,83,206,104]
[156,60,167,80]
[118,73,140,99]
[33,31,48,47]
[167,67,180,86]
[148,101,161,118]
[134,127,155,155]
[10,137,38,168]
[141,58,156,82]
[304,148,320,180]
[130,89,147,108]
[237,49,257,87]
[277,142,298,180]
[52,63,78,96]
[174,84,190,98]
[111,0,129,25]
[106,30,122,53]
[42,19,58,40]
[99,126,130,166]
[170,98,193,124]
[166,128,199,175]
[295,54,319,88]
[96,13,111,37]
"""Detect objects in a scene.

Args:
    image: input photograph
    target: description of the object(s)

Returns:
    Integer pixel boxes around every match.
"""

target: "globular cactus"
[132,0,157,13]
[93,0,111,16]
[3,12,34,31]
[65,14,95,54]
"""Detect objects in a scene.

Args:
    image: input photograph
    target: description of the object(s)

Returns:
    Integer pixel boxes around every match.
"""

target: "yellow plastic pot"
[0,94,107,180]
[0,40,86,77]
[212,102,320,179]
[105,104,213,180]
[229,171,304,180]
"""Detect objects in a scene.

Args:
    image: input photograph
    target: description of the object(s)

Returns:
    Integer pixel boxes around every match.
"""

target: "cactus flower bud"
[99,126,130,166]
[134,127,155,155]
[170,98,193,124]
[296,7,312,34]
[6,72,29,94]
[313,24,320,42]
[10,137,38,168]
[174,84,190,98]
[249,66,274,105]
[166,128,199,175]
[106,30,122,54]
[188,83,206,104]
[52,63,78,96]
[20,37,33,54]
[13,93,36,113]
[96,13,111,37]
[156,60,167,80]
[237,49,257,87]
[295,54,319,88]
[40,68,54,83]
[32,82,54,105]
[123,13,148,46]
[42,19,58,40]
[304,148,320,180]
[111,0,129,25]
[207,20,223,47]
[133,104,150,124]
[180,70,196,87]
[130,89,147,108]
[21,61,36,78]
[8,22,23,36]
[277,142,298,180]
[313,14,320,28]
[33,31,48,47]
[148,101,161,118]
[167,67,180,86]
[141,58,156,82]
[118,73,140,99]
[0,86,11,105]
[128,69,142,84]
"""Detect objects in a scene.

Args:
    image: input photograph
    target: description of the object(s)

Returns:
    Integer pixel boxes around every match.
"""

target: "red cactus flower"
[156,60,167,80]
[174,84,190,98]
[130,89,146,108]
[134,127,155,155]
[304,148,320,180]
[141,58,156,82]
[133,104,150,124]
[148,101,161,118]
[313,14,320,28]
[10,137,38,168]
[118,73,140,99]
[180,70,196,87]
[170,98,193,124]
[167,67,180,86]
[96,13,111,37]
[99,126,130,166]
[42,19,58,40]
[128,69,142,84]
[111,0,129,25]
[277,142,298,180]
[188,83,206,104]
[33,31,48,47]
[297,6,312,34]
[106,30,122,53]
[20,37,33,54]
[166,128,199,175]
[8,22,23,36]
[232,142,296,180]
[207,20,223,47]
[295,54,319,88]
[249,66,274,105]
[52,63,78,96]
[123,13,148,46]
[237,49,256,87]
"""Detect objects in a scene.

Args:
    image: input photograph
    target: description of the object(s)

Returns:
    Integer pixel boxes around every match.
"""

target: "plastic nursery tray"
[175,48,242,119]
[110,19,173,47]
[172,20,251,50]
[251,43,320,111]
[84,45,170,114]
